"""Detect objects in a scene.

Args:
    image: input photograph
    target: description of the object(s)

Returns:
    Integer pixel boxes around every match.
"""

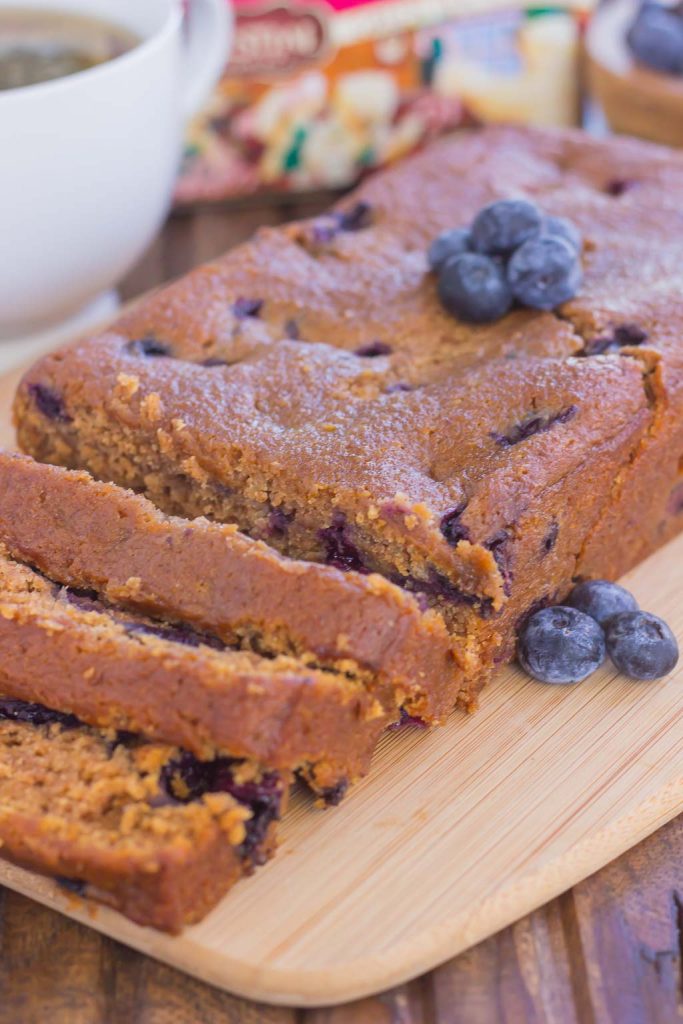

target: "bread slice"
[0,546,388,800]
[0,698,286,932]
[0,450,460,720]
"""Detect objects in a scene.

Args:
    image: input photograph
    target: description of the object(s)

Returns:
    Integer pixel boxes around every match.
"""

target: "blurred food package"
[177,1,593,204]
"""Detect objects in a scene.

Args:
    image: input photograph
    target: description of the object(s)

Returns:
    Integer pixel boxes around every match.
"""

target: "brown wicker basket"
[587,0,683,148]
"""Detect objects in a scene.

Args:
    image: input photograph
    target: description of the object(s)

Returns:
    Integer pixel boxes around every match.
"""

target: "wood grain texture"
[1,822,682,1022]
[0,206,682,1019]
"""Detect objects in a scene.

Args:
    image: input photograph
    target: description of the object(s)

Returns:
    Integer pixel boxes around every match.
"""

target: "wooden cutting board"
[0,358,682,1008]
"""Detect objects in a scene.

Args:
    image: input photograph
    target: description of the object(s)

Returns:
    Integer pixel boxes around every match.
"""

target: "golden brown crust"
[0,811,261,933]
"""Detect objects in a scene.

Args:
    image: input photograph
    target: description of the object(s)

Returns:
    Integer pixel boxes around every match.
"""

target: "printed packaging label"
[177,1,592,204]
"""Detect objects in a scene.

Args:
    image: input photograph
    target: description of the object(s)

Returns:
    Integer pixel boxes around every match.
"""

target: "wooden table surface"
[2,202,682,1024]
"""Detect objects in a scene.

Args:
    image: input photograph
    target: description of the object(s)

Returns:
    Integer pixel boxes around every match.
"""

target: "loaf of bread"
[15,125,683,702]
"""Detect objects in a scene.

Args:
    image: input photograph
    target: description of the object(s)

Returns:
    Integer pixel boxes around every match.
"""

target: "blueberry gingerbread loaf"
[0,698,286,932]
[15,125,683,699]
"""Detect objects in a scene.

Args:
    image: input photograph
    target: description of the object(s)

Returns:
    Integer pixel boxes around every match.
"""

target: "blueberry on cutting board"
[605,611,679,680]
[518,606,606,685]
[567,579,639,627]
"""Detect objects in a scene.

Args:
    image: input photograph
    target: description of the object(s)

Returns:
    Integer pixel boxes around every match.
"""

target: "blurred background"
[125,0,682,299]
[8,0,681,335]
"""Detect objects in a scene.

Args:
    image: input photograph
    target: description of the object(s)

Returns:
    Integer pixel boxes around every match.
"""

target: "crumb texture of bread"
[0,709,286,932]
[0,544,391,795]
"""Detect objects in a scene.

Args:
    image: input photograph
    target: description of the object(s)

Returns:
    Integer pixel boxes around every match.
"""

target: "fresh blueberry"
[626,5,683,75]
[471,199,542,255]
[518,606,606,684]
[542,216,582,253]
[438,253,513,323]
[567,580,639,628]
[605,611,679,680]
[507,236,582,310]
[427,228,471,272]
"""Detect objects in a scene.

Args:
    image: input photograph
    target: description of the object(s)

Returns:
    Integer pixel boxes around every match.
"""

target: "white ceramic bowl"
[0,0,231,335]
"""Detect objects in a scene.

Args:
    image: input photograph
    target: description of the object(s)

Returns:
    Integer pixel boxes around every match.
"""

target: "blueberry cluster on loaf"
[429,199,582,323]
